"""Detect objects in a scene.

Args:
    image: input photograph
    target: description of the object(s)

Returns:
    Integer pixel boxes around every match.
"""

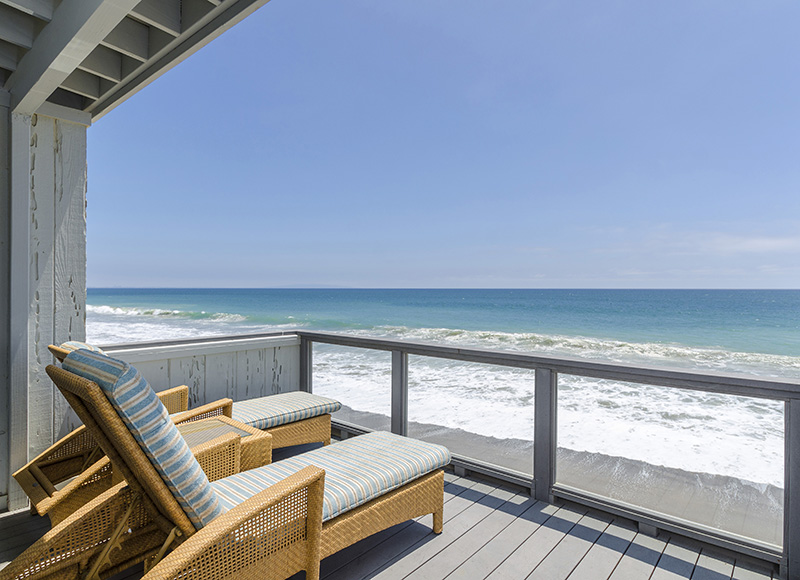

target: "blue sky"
[87,0,800,288]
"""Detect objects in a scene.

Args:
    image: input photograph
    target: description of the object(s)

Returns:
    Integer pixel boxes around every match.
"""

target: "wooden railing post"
[534,368,557,502]
[391,350,408,436]
[784,399,800,580]
[299,337,312,393]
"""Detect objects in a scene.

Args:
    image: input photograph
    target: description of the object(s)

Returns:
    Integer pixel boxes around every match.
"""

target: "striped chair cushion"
[231,391,342,430]
[211,431,451,521]
[60,340,105,354]
[63,349,221,529]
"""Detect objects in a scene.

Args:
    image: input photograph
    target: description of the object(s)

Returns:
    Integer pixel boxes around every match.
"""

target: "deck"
[0,471,778,580]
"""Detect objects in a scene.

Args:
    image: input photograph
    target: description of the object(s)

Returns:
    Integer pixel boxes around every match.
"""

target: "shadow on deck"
[0,470,778,580]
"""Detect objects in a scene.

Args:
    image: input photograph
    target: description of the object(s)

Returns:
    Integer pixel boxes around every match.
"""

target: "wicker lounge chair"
[13,341,341,525]
[1,349,449,580]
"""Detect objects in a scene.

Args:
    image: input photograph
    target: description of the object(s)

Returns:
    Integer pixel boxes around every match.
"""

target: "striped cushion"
[231,392,342,430]
[60,341,105,354]
[211,431,450,521]
[63,349,221,529]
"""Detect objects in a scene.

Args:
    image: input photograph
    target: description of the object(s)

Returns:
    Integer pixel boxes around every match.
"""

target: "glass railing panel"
[407,355,534,476]
[312,344,391,432]
[555,375,784,549]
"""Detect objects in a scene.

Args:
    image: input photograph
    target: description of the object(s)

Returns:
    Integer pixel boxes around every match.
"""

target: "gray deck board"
[527,509,614,580]
[567,519,638,580]
[367,481,511,579]
[445,499,557,580]
[690,550,735,580]
[650,539,702,580]
[730,559,775,580]
[404,491,538,579]
[484,504,588,579]
[607,529,668,580]
[0,471,781,580]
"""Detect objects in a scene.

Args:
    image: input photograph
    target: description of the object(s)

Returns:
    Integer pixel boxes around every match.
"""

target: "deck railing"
[104,330,800,579]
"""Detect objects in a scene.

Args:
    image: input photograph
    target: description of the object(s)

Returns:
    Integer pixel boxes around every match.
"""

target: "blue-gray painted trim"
[391,350,408,436]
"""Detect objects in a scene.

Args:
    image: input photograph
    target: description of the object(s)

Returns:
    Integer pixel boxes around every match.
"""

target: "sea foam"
[87,306,790,487]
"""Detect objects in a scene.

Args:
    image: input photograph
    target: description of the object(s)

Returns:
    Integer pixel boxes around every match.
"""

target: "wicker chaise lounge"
[1,349,449,580]
[13,341,341,525]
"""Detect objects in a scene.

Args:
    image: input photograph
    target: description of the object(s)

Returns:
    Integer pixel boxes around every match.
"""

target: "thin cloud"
[666,233,800,255]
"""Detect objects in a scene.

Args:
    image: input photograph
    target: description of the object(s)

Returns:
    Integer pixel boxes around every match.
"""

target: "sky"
[87,0,800,289]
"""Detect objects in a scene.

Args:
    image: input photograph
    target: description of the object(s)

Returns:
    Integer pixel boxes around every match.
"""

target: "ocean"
[86,288,800,488]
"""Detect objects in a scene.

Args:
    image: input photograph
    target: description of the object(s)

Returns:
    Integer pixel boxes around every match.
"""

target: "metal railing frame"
[295,330,800,578]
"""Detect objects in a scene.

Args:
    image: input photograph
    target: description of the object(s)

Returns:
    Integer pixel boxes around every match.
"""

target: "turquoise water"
[86,288,800,486]
[88,288,800,357]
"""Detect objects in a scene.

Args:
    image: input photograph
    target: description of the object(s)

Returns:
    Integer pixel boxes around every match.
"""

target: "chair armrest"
[190,432,243,482]
[156,385,189,414]
[2,481,156,580]
[38,457,115,526]
[12,424,100,504]
[172,398,234,424]
[142,466,325,580]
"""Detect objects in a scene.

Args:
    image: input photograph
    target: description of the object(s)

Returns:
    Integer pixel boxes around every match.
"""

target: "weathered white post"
[0,92,11,512]
[4,105,89,510]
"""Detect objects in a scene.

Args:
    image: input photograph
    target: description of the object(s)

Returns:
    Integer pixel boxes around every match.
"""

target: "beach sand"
[331,405,783,549]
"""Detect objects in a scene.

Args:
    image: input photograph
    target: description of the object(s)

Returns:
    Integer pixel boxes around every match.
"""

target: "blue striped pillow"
[231,391,342,430]
[63,349,222,529]
[60,340,105,354]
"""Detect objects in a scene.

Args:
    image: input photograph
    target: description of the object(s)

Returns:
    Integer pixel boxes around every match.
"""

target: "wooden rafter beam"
[0,41,19,72]
[60,68,100,99]
[88,0,272,119]
[130,0,181,37]
[0,0,55,22]
[0,4,36,49]
[101,17,149,62]
[77,44,122,82]
[5,0,141,115]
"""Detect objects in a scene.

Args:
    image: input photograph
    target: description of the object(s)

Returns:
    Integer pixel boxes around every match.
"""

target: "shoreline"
[332,405,783,547]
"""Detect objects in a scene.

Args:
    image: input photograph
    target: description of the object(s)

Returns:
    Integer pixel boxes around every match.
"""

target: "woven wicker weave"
[265,414,332,449]
[14,345,331,524]
[3,363,446,580]
[0,365,327,580]
[142,467,325,580]
[178,416,272,472]
[14,377,232,525]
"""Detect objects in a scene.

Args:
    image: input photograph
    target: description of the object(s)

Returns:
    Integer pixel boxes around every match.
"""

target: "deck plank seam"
[359,482,514,580]
[560,514,618,580]
[319,475,486,579]
[525,509,614,580]
[408,492,543,580]
[482,503,588,580]
[442,498,557,580]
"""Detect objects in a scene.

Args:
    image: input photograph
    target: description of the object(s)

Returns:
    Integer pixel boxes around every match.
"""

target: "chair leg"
[433,508,443,534]
[84,493,140,580]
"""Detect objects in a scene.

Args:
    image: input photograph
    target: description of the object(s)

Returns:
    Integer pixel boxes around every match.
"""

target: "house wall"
[4,108,88,511]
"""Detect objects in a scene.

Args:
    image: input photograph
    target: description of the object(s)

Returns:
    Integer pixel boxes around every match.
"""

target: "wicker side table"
[178,415,272,471]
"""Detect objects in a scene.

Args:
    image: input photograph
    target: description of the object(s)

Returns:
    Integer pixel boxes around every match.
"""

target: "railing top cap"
[102,329,800,400]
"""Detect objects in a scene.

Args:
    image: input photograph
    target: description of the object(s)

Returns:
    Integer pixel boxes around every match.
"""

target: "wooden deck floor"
[1,470,779,580]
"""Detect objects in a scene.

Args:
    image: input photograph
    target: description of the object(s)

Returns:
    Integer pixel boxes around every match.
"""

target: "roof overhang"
[1,0,271,121]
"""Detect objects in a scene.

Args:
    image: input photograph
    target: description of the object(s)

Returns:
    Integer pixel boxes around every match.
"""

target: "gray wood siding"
[106,336,301,408]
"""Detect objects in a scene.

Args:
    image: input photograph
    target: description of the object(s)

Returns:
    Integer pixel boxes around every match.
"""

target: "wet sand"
[331,405,783,548]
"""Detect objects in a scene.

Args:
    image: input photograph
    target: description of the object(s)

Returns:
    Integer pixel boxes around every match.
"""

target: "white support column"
[6,108,88,510]
[0,93,11,511]
[8,111,32,511]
